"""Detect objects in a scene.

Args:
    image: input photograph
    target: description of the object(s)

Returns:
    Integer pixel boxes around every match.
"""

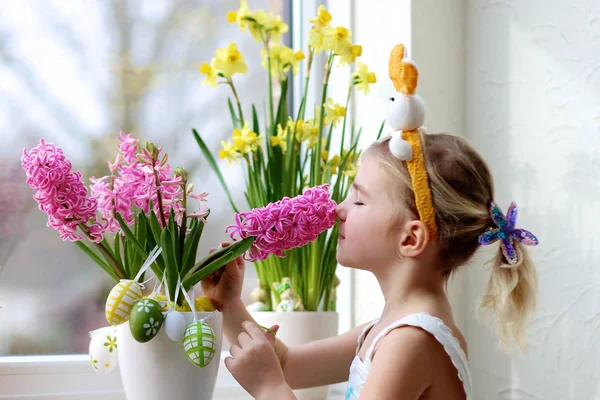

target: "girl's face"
[336,156,410,271]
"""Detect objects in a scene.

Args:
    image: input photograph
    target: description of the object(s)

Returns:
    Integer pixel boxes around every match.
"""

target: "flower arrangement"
[193,2,382,311]
[21,133,255,370]
[21,133,253,310]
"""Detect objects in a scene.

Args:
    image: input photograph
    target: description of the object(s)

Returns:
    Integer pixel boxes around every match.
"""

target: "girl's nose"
[336,201,346,220]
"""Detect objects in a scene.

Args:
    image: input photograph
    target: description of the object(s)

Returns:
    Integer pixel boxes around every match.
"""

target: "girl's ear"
[398,219,429,257]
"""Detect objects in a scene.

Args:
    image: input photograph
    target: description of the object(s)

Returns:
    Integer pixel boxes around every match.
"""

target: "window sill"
[0,354,346,399]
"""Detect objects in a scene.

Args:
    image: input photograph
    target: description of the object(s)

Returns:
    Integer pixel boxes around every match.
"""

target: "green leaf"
[182,237,254,289]
[181,217,206,278]
[113,233,124,277]
[99,237,117,273]
[140,212,166,275]
[192,129,239,213]
[124,238,132,277]
[275,77,289,128]
[115,213,148,259]
[376,119,386,140]
[160,228,179,299]
[252,104,260,136]
[168,210,180,266]
[74,241,120,282]
[227,97,239,128]
[148,209,162,244]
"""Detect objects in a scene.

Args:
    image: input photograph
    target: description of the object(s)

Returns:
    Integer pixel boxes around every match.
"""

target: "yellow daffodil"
[232,121,263,153]
[219,139,239,164]
[227,0,253,31]
[338,44,362,66]
[263,13,289,44]
[213,42,248,78]
[199,60,219,88]
[321,150,329,161]
[323,26,352,55]
[352,62,377,94]
[344,163,358,179]
[309,28,327,54]
[262,45,305,78]
[342,148,359,164]
[309,5,332,30]
[302,117,321,147]
[281,47,305,75]
[271,124,288,152]
[328,154,342,174]
[323,98,346,127]
[287,119,309,142]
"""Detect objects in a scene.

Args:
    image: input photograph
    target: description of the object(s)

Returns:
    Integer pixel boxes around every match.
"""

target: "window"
[0,0,352,398]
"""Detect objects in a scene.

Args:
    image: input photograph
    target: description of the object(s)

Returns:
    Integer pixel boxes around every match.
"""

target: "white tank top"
[345,313,472,399]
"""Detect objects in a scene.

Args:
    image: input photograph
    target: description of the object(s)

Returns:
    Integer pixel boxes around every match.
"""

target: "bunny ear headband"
[378,44,538,263]
[378,43,438,240]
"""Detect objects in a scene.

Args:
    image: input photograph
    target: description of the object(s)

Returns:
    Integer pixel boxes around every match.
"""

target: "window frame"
[0,1,355,398]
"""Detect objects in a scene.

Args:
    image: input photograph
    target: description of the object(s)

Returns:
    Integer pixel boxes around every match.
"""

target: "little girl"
[202,44,538,399]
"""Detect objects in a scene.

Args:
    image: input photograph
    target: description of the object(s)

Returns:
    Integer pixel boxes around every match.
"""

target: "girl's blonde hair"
[364,131,537,351]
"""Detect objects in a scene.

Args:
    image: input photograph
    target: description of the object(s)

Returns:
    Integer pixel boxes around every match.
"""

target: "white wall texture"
[353,0,600,398]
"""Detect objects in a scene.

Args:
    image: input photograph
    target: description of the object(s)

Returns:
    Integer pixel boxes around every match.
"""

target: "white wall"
[353,0,600,398]
[464,0,600,398]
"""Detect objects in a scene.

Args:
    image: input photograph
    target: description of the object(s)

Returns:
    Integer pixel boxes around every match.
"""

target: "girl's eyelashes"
[354,202,364,206]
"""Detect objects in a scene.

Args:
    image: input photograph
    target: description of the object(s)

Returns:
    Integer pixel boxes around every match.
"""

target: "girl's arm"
[222,298,372,389]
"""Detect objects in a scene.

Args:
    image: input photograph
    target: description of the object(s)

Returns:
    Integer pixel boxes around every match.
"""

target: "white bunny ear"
[389,132,413,160]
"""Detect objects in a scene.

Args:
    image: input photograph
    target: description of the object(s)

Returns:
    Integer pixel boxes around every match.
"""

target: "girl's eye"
[354,202,364,206]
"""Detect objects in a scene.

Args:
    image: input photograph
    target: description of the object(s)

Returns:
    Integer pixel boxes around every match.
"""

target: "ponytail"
[480,241,538,352]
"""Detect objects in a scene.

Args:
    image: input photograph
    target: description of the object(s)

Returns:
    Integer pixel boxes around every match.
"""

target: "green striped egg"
[182,321,216,367]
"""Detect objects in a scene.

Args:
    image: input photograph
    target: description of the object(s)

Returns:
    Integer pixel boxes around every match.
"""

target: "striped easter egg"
[105,279,143,325]
[182,321,216,367]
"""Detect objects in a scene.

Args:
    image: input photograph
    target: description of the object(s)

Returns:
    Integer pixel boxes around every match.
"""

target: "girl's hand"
[225,322,290,399]
[200,241,246,310]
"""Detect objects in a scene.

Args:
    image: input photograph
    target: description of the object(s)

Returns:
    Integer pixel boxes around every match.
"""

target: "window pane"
[0,0,289,356]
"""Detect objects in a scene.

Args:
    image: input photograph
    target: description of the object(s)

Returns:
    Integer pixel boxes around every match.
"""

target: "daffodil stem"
[299,49,314,120]
[266,45,275,133]
[340,86,352,156]
[229,80,245,125]
[313,53,334,186]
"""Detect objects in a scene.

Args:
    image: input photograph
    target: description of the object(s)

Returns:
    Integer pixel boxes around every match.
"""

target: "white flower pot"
[251,311,339,400]
[117,311,223,400]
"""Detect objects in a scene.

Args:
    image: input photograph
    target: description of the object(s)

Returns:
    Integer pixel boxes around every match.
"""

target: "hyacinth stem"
[151,158,168,228]
[78,223,126,279]
[179,184,187,261]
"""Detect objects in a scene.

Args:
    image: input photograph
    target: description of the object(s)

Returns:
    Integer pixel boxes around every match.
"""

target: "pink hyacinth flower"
[226,184,338,261]
[21,138,104,242]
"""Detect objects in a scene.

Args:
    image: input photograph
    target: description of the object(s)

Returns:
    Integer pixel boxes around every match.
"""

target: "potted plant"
[21,133,253,400]
[193,3,380,398]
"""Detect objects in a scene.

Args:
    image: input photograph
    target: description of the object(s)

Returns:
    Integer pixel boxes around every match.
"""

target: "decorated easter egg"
[182,321,217,367]
[89,327,118,374]
[105,279,143,325]
[165,310,186,341]
[129,298,164,343]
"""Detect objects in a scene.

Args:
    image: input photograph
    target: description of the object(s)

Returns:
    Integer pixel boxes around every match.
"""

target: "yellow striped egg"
[105,279,143,325]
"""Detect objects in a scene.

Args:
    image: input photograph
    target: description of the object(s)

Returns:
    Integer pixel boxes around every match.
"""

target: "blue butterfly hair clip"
[478,201,539,265]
